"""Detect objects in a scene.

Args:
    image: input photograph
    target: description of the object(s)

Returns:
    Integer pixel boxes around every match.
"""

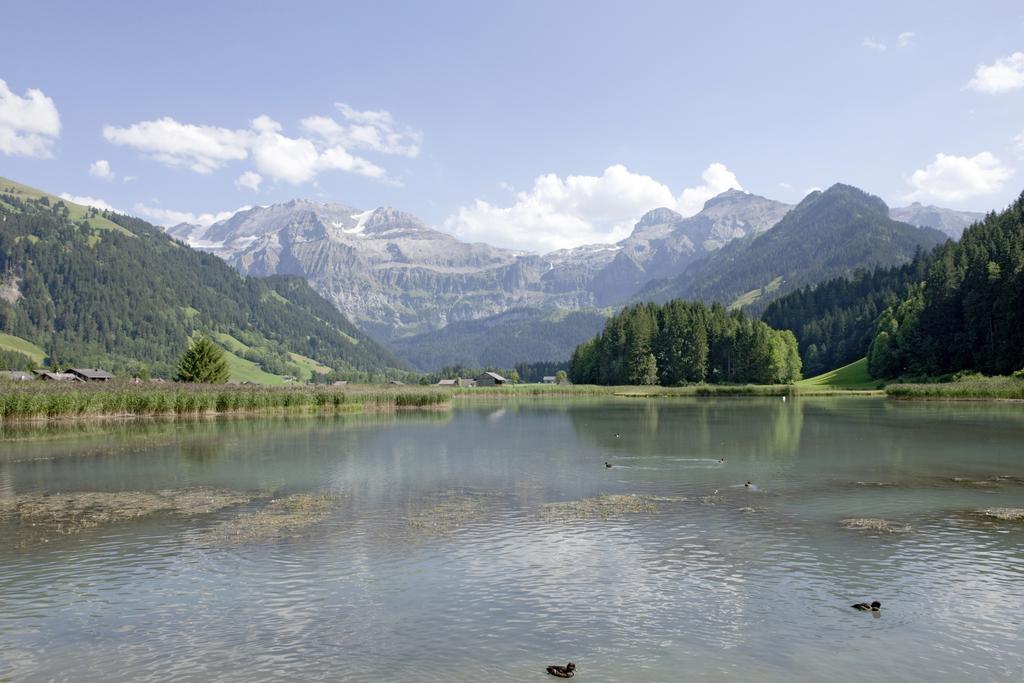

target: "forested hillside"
[0,178,407,380]
[389,308,607,371]
[761,257,929,376]
[868,193,1024,378]
[570,300,801,386]
[639,184,947,314]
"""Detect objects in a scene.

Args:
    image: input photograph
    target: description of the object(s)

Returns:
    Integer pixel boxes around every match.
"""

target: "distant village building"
[70,368,114,382]
[2,370,34,381]
[436,378,475,387]
[332,380,349,387]
[542,376,557,384]
[475,371,508,386]
[388,379,405,385]
[35,371,82,382]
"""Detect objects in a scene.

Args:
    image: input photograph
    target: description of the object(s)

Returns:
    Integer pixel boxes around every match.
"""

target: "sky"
[1,0,1023,253]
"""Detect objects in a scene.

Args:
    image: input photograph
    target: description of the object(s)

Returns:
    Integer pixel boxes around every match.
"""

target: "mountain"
[175,190,791,342]
[388,307,608,372]
[0,176,406,381]
[889,202,985,239]
[639,184,949,314]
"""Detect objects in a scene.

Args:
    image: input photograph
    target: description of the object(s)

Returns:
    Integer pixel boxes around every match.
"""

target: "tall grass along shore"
[0,382,449,421]
[0,379,893,423]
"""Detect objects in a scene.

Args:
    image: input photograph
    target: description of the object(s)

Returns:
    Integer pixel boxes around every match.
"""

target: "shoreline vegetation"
[2,372,1022,424]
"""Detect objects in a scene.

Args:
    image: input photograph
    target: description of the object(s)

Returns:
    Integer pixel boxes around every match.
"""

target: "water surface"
[1,398,1023,682]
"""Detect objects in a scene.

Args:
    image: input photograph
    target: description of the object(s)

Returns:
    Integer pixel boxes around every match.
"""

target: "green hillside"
[0,176,409,381]
[389,307,608,371]
[796,357,879,390]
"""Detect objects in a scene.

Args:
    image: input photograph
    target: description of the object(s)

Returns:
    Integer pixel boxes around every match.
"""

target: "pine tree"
[177,336,230,383]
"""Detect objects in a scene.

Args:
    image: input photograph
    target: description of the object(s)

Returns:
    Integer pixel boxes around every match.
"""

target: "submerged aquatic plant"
[407,490,494,533]
[1,488,253,537]
[840,518,912,534]
[538,493,662,520]
[976,508,1024,522]
[205,492,340,545]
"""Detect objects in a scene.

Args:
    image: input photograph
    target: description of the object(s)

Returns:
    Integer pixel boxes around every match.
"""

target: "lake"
[1,397,1023,682]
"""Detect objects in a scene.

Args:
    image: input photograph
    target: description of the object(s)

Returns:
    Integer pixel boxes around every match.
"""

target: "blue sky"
[1,1,1022,252]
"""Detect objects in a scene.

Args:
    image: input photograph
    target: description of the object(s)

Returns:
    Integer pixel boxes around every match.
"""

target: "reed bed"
[0,382,451,421]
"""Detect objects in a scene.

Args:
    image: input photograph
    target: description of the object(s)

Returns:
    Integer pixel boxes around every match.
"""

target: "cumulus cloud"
[444,163,743,253]
[1014,131,1024,157]
[103,105,417,184]
[676,162,743,215]
[301,103,422,157]
[0,78,61,158]
[89,159,114,181]
[862,38,887,52]
[235,171,262,191]
[103,117,249,174]
[249,114,385,184]
[897,32,915,48]
[445,165,675,252]
[967,52,1024,94]
[133,202,250,227]
[906,152,1013,202]
[58,193,118,212]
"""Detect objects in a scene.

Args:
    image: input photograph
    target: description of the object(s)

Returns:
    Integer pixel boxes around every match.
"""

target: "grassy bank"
[0,376,895,423]
[886,376,1024,401]
[796,358,882,391]
[0,382,450,421]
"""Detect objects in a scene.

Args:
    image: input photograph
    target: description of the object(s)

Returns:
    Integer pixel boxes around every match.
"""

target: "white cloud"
[134,202,250,227]
[676,162,743,215]
[445,165,675,253]
[897,32,915,48]
[778,182,793,190]
[967,52,1024,94]
[104,106,409,184]
[103,117,250,174]
[0,78,61,158]
[906,152,1014,202]
[300,103,421,157]
[248,114,385,184]
[497,180,515,192]
[862,38,887,52]
[58,193,118,212]
[444,162,743,253]
[89,159,114,181]
[235,171,262,191]
[1014,130,1024,156]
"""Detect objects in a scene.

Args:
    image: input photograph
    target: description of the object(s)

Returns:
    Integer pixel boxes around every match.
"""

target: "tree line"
[867,193,1024,377]
[570,300,801,386]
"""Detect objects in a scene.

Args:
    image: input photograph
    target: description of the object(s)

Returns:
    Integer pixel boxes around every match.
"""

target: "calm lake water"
[1,397,1023,682]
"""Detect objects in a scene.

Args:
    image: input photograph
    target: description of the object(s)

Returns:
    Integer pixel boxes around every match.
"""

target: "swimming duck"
[605,461,613,468]
[851,601,881,612]
[718,458,726,463]
[744,481,753,488]
[546,662,576,678]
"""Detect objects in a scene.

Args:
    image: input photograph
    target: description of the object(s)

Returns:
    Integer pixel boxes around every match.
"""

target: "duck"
[605,461,613,468]
[718,458,727,463]
[744,481,753,488]
[851,601,881,612]
[546,662,576,678]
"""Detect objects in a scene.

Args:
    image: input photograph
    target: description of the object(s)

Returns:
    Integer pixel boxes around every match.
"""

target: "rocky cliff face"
[168,191,791,340]
[889,202,984,240]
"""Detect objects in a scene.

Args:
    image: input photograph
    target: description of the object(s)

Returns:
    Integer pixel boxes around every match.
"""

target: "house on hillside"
[70,368,114,382]
[332,380,348,387]
[35,371,82,382]
[2,371,34,381]
[475,371,508,386]
[542,376,557,384]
